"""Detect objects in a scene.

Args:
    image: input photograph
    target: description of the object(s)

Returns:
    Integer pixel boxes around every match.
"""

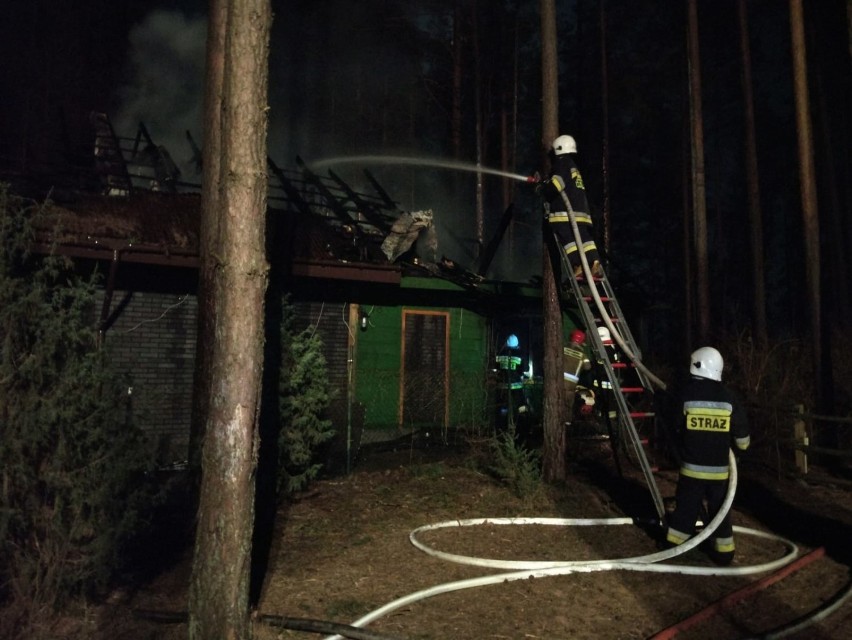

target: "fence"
[791,406,852,474]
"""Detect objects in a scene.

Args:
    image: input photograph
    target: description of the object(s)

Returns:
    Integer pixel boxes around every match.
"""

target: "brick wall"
[101,294,352,465]
[102,291,198,463]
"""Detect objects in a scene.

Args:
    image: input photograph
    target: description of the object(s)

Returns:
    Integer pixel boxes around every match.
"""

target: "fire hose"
[325,453,804,640]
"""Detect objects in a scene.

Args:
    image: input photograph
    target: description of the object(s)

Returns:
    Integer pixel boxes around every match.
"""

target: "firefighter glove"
[548,175,566,193]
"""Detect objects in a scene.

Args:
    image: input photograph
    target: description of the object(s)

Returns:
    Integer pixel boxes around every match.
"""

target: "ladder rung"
[629,411,655,418]
[621,386,646,393]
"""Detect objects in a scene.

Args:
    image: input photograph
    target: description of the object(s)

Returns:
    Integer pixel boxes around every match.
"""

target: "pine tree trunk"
[848,0,852,60]
[451,1,463,160]
[540,0,566,483]
[189,0,228,479]
[687,0,710,342]
[599,0,611,256]
[809,9,851,326]
[472,0,484,260]
[789,0,823,409]
[189,1,272,638]
[737,0,768,344]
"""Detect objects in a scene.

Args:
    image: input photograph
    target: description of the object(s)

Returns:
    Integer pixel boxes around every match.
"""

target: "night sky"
[1,0,849,353]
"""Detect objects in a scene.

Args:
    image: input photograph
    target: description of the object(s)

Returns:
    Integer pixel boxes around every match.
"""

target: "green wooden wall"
[354,301,490,439]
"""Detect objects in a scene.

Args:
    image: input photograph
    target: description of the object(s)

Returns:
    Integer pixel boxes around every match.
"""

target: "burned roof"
[40,190,200,257]
[10,112,496,292]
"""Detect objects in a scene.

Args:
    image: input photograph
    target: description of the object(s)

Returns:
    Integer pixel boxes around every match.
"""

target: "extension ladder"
[557,240,666,521]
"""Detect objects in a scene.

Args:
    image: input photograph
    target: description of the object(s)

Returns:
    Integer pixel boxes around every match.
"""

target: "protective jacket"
[677,376,750,480]
[542,154,599,271]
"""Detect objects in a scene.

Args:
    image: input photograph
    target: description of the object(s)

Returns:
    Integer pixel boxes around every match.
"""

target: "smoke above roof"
[114,10,206,182]
[109,5,542,282]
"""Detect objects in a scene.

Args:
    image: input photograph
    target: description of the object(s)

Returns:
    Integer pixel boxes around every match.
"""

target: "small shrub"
[486,432,541,498]
[276,296,335,495]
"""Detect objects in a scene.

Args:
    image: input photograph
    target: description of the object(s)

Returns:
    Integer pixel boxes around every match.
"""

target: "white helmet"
[690,346,723,381]
[597,326,611,343]
[552,134,577,156]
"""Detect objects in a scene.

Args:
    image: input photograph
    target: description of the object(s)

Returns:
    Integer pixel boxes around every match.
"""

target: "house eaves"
[291,258,400,284]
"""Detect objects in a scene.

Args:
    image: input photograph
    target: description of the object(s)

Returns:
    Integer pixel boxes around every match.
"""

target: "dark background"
[1,0,849,357]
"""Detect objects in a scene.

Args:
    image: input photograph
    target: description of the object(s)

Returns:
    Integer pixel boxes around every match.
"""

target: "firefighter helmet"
[690,346,723,381]
[569,329,586,344]
[505,334,519,349]
[552,134,577,156]
[597,326,611,343]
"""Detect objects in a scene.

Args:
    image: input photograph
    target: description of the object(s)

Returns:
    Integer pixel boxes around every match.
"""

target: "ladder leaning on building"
[553,190,668,521]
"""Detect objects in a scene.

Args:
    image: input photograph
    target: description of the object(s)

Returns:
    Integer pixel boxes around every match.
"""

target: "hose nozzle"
[526,171,541,184]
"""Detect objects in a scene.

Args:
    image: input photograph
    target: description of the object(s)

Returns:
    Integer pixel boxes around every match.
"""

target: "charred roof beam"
[295,156,362,226]
[326,168,393,233]
[268,157,316,217]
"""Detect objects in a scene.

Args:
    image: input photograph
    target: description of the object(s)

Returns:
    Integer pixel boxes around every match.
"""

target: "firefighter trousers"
[666,474,735,565]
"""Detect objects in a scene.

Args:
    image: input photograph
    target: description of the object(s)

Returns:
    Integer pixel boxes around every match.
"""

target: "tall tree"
[189,0,228,478]
[188,0,272,637]
[789,0,823,408]
[686,0,710,343]
[848,0,852,60]
[451,1,463,160]
[599,0,611,256]
[472,0,485,259]
[540,0,567,482]
[737,0,768,344]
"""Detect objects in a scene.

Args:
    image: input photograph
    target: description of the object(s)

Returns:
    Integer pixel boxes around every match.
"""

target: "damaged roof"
[35,190,201,267]
[10,113,526,299]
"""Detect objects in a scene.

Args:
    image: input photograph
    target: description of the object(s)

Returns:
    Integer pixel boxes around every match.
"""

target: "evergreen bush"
[487,431,542,498]
[0,186,159,633]
[276,296,335,495]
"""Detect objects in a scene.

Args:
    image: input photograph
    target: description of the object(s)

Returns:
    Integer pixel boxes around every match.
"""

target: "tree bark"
[451,1,463,161]
[188,0,272,638]
[848,0,852,61]
[789,0,823,408]
[737,0,768,345]
[540,0,566,482]
[599,0,611,256]
[687,0,710,343]
[189,0,228,479]
[472,0,484,260]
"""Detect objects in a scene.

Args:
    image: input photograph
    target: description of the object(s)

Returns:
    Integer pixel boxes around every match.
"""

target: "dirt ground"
[38,439,852,640]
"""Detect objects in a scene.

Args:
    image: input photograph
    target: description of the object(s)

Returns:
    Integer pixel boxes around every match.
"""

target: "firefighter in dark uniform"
[665,347,750,565]
[541,134,602,279]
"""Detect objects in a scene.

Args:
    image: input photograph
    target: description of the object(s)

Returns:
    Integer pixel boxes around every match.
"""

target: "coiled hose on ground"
[325,453,807,639]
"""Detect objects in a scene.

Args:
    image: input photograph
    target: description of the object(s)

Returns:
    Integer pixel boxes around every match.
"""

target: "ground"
[29,439,852,640]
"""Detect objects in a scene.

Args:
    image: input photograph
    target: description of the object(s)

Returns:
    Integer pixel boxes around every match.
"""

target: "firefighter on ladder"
[562,329,591,422]
[592,326,619,430]
[540,134,603,279]
[664,347,751,565]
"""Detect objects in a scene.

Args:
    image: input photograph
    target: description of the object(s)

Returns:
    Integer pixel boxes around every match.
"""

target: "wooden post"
[794,404,808,474]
